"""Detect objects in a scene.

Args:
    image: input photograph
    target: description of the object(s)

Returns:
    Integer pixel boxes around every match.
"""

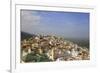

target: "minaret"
[51,48,54,61]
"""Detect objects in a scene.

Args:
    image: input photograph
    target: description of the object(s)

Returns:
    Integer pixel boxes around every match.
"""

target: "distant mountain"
[64,38,89,49]
[21,31,33,40]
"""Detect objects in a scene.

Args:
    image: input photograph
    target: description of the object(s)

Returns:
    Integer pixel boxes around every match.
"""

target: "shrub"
[25,53,52,62]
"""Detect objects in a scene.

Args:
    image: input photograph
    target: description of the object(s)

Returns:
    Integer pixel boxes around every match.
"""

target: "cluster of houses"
[21,34,90,63]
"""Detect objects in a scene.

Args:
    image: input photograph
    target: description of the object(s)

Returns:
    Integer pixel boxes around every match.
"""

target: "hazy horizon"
[21,10,89,40]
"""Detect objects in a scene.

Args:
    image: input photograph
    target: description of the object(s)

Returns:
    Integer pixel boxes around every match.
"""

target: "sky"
[21,10,89,40]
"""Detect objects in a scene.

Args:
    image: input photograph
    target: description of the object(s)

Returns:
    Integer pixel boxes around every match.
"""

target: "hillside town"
[21,34,90,63]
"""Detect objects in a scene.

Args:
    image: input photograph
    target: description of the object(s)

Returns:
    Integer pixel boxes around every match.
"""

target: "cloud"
[21,10,41,32]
